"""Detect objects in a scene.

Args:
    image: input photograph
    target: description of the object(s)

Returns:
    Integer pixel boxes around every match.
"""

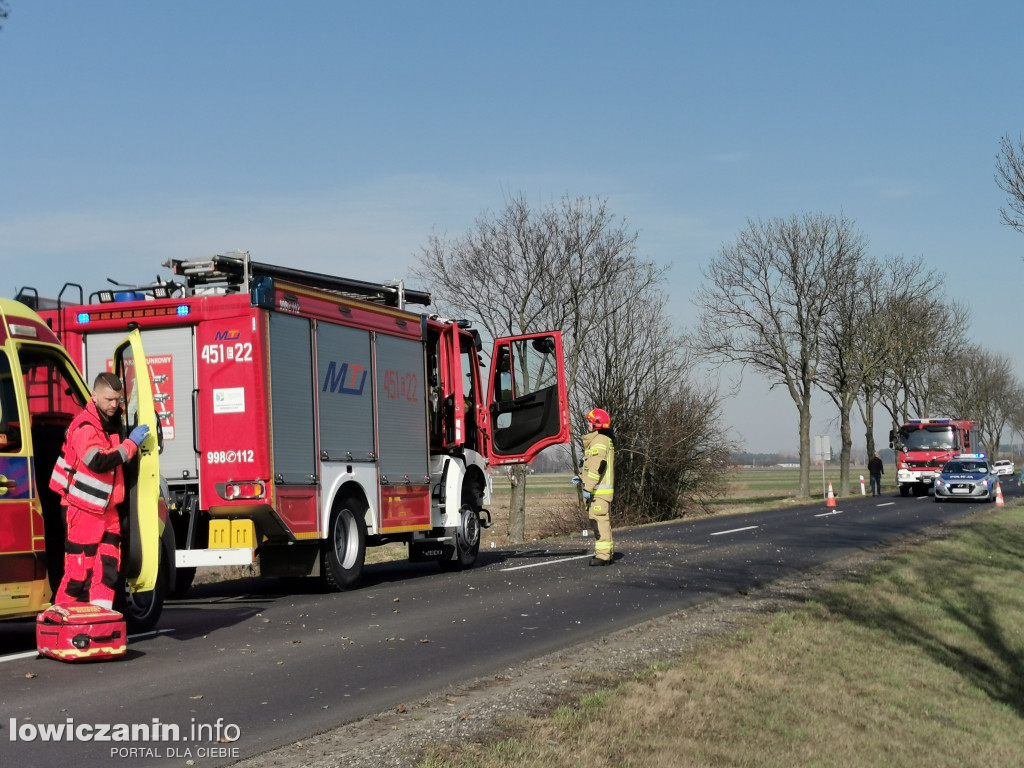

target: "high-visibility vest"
[49,403,134,513]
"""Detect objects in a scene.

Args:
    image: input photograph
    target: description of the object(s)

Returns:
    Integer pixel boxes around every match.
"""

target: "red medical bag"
[36,604,128,662]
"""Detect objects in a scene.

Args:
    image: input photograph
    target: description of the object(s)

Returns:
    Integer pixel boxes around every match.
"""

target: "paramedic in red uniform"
[50,372,149,608]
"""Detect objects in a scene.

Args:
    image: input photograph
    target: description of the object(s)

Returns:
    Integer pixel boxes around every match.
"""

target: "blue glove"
[128,424,150,446]
[582,490,591,501]
[571,475,581,486]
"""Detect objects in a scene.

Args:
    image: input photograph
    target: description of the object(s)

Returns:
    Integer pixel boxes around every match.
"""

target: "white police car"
[993,459,1015,476]
[933,453,998,502]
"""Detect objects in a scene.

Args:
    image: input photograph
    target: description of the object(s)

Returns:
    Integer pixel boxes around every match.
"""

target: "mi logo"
[215,330,242,341]
[322,361,367,395]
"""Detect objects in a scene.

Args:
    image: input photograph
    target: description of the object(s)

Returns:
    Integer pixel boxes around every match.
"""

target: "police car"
[932,454,998,502]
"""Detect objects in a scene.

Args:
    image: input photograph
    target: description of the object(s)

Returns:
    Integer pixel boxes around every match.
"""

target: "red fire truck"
[889,418,979,497]
[24,252,570,595]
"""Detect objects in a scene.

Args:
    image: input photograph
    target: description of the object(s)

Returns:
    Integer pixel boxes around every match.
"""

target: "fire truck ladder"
[165,251,433,309]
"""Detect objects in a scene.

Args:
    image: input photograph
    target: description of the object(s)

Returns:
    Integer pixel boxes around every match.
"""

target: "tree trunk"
[507,465,528,543]
[839,406,852,497]
[798,396,812,498]
[863,385,876,458]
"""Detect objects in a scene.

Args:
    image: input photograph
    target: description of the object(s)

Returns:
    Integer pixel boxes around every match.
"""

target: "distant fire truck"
[22,252,570,595]
[889,418,978,497]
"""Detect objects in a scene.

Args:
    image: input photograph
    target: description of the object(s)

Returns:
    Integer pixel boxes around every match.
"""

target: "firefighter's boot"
[588,498,614,565]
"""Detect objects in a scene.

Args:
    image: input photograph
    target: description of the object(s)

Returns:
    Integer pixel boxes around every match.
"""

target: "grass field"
[489,467,886,531]
[416,477,1024,768]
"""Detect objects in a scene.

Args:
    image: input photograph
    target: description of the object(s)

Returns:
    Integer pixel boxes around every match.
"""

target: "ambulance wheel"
[117,553,167,634]
[322,497,366,591]
[440,504,480,572]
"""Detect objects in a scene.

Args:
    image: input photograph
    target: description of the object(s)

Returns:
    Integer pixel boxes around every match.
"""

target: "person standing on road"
[49,372,150,608]
[868,451,884,496]
[579,407,615,566]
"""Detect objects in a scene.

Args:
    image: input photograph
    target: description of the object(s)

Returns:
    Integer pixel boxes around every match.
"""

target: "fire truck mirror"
[496,347,510,373]
[530,336,556,355]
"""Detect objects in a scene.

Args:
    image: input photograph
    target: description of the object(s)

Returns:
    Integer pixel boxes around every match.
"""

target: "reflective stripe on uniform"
[66,474,116,512]
[49,455,73,494]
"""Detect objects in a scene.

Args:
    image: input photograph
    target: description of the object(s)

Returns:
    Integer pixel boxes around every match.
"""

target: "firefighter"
[580,407,615,566]
[49,372,150,609]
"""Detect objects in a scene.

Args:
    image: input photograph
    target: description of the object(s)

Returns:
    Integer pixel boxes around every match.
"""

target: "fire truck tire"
[116,550,167,634]
[900,485,910,497]
[322,498,367,591]
[440,503,481,572]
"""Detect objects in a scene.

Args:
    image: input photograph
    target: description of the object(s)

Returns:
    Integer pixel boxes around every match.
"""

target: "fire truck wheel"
[116,551,167,634]
[440,503,481,572]
[322,498,367,591]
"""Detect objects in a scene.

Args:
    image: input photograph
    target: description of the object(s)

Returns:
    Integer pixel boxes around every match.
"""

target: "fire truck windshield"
[900,425,956,452]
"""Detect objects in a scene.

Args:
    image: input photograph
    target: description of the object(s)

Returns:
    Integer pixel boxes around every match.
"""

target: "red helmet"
[585,407,611,429]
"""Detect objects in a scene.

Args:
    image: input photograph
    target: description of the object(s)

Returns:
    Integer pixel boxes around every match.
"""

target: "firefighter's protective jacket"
[581,431,614,500]
[50,400,138,512]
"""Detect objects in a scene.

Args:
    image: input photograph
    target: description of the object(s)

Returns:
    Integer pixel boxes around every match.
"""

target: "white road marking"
[710,526,759,536]
[815,510,843,517]
[877,502,896,507]
[0,628,174,664]
[0,650,39,663]
[501,554,593,571]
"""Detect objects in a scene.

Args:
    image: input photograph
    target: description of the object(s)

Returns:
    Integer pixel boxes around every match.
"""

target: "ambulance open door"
[113,330,161,593]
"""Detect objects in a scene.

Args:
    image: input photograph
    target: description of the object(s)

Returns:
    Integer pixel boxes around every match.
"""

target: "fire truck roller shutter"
[374,334,430,485]
[82,327,198,481]
[268,314,316,485]
[315,323,374,461]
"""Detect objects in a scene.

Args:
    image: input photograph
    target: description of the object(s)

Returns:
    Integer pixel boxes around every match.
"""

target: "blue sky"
[2,1,1022,454]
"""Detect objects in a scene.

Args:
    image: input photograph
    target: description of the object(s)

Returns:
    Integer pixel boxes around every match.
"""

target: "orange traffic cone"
[826,482,836,507]
[995,481,1005,506]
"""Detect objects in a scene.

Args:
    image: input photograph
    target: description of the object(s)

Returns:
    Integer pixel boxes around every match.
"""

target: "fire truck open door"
[113,330,161,593]
[486,331,569,465]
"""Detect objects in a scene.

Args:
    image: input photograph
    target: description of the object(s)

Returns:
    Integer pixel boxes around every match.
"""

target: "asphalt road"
[2,480,1017,767]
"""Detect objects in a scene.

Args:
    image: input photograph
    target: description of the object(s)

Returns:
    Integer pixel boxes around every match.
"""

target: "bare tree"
[415,194,665,541]
[996,134,1024,237]
[577,275,735,522]
[935,349,1021,457]
[851,256,952,457]
[813,237,873,495]
[1008,389,1024,461]
[874,297,970,428]
[0,2,8,31]
[694,212,863,498]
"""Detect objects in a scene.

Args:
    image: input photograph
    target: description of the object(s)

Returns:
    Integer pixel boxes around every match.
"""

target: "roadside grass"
[416,500,1024,768]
